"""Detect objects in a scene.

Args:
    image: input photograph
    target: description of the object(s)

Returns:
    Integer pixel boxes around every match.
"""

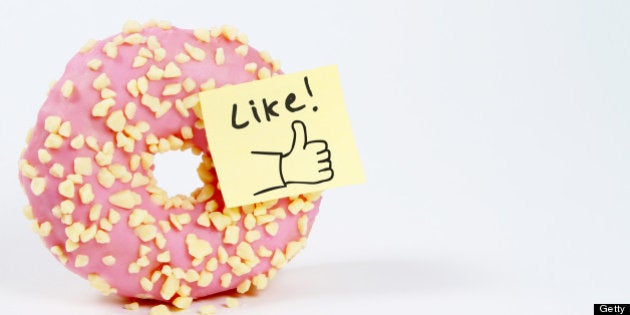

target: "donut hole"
[152,149,204,197]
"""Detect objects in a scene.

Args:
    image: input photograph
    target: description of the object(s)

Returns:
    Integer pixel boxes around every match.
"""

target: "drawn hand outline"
[252,120,333,196]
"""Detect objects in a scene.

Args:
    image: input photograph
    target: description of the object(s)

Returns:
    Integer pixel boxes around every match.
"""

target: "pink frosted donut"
[18,21,322,307]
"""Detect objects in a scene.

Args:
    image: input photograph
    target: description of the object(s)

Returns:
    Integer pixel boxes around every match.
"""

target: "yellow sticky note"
[200,65,364,207]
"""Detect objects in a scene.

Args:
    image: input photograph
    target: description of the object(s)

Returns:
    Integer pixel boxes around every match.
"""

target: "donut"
[18,20,322,308]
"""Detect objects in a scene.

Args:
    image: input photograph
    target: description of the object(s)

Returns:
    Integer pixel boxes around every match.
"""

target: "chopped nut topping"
[175,53,191,63]
[160,274,179,300]
[74,157,93,175]
[49,163,64,178]
[163,62,182,78]
[194,29,211,42]
[133,56,148,68]
[123,302,139,310]
[92,73,111,90]
[58,179,75,198]
[214,48,225,65]
[123,20,142,34]
[102,255,116,266]
[198,304,217,315]
[186,233,213,259]
[88,274,116,296]
[86,59,102,71]
[184,43,206,61]
[264,222,279,236]
[147,65,164,80]
[235,45,248,57]
[252,273,268,290]
[173,296,193,309]
[236,279,251,294]
[162,83,182,96]
[61,80,74,98]
[79,39,96,54]
[150,304,171,315]
[79,183,95,204]
[108,190,141,209]
[223,225,240,244]
[244,62,257,73]
[58,121,71,137]
[297,215,309,235]
[220,273,232,288]
[103,42,118,58]
[75,254,89,267]
[44,116,62,133]
[257,67,271,79]
[225,297,239,308]
[154,47,167,61]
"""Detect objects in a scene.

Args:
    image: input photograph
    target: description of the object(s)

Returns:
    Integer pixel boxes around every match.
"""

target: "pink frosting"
[18,24,321,302]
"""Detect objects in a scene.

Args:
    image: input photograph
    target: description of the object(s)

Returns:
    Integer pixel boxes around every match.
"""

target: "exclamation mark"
[304,76,318,112]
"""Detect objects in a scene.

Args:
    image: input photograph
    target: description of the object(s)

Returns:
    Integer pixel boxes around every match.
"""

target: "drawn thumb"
[291,120,308,150]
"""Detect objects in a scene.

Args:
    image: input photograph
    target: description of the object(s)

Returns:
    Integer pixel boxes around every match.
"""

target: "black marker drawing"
[252,120,334,196]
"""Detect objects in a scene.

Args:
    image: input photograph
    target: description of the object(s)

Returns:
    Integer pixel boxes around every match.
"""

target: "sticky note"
[200,65,364,207]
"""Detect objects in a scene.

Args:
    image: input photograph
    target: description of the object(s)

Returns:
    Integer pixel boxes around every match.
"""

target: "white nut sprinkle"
[223,225,239,245]
[123,302,139,310]
[106,110,126,132]
[259,50,272,63]
[235,44,248,57]
[137,76,149,94]
[225,297,239,308]
[58,121,71,137]
[162,83,182,96]
[124,102,137,119]
[87,59,103,71]
[103,42,118,58]
[221,25,238,40]
[214,48,225,65]
[44,116,62,133]
[92,73,111,90]
[79,183,95,204]
[220,273,232,288]
[200,79,215,91]
[92,98,115,117]
[173,296,193,310]
[198,304,217,315]
[264,222,279,236]
[298,215,309,235]
[133,56,148,68]
[75,254,89,267]
[257,67,271,79]
[74,157,93,175]
[49,163,64,178]
[244,62,257,73]
[123,20,142,34]
[160,274,179,300]
[79,39,96,54]
[58,179,75,198]
[154,47,166,61]
[37,149,52,164]
[102,255,116,266]
[108,190,141,209]
[252,273,268,290]
[61,80,74,98]
[146,65,164,80]
[194,29,211,42]
[175,53,191,63]
[150,304,171,315]
[184,43,206,61]
[163,62,181,78]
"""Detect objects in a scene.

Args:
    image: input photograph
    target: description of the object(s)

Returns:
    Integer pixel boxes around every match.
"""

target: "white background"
[1,0,629,314]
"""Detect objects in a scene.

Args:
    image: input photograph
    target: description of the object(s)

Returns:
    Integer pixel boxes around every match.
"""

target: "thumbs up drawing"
[251,120,333,196]
[281,120,333,185]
